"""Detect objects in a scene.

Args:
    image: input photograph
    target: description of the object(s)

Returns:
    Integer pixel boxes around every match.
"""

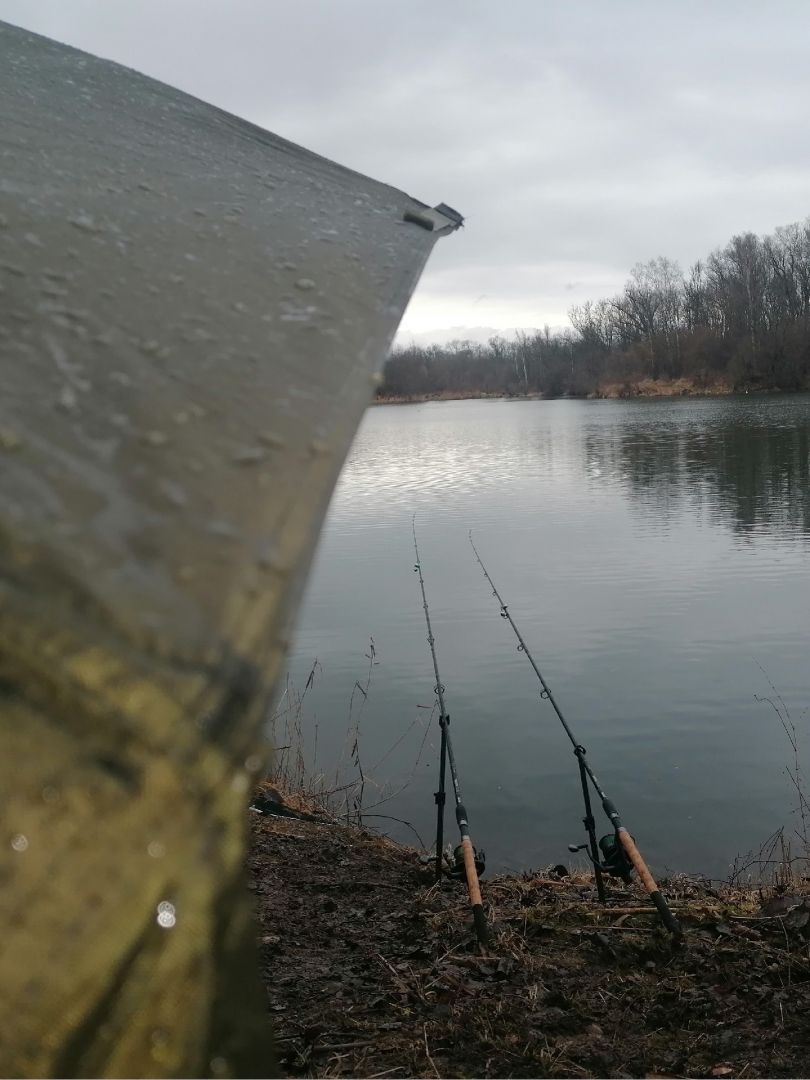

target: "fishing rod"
[413,520,488,949]
[469,533,682,940]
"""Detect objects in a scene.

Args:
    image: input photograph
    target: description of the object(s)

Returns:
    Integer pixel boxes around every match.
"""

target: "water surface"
[287,395,810,878]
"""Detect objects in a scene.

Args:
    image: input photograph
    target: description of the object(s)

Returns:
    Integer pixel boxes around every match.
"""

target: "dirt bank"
[248,800,810,1079]
[372,390,523,405]
[372,379,737,405]
[593,377,734,399]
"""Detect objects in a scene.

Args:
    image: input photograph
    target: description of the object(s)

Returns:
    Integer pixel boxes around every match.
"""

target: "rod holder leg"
[434,719,448,882]
[433,789,446,881]
[575,748,606,903]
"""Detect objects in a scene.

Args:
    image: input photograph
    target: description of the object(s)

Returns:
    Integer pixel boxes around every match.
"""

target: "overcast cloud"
[3,1,810,341]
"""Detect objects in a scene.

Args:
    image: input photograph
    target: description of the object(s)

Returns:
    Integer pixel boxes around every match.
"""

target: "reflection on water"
[289,396,810,878]
[584,398,810,538]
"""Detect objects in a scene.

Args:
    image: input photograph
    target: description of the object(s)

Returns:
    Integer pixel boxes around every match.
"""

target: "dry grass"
[596,377,733,399]
[265,649,435,838]
[250,809,810,1079]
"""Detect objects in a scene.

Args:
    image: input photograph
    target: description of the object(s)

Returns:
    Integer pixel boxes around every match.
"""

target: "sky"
[3,1,810,343]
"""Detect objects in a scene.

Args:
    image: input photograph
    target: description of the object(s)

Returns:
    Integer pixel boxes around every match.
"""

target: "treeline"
[379,218,810,399]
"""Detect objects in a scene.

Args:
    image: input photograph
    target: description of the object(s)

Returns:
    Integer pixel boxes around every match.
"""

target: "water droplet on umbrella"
[257,431,285,449]
[231,447,266,467]
[69,212,99,233]
[156,901,176,928]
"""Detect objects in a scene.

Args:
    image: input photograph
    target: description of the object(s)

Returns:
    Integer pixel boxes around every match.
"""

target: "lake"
[285,395,810,880]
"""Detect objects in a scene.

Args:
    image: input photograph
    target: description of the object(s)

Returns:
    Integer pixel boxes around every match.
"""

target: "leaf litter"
[248,798,810,1078]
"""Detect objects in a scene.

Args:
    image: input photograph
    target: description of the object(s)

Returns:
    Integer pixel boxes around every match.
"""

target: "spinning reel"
[448,843,486,879]
[568,833,634,882]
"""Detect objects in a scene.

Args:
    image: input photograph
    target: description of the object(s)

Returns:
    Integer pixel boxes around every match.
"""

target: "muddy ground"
[248,800,810,1079]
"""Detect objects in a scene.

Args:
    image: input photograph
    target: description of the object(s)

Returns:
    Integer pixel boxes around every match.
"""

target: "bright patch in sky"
[4,1,809,342]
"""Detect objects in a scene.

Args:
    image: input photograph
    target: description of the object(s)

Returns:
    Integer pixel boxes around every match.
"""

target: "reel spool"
[598,833,634,881]
[568,833,634,882]
[449,844,486,878]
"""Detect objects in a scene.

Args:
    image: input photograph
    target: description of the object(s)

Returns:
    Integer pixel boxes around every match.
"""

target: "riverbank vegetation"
[380,217,810,401]
[255,663,810,1076]
[250,791,810,1079]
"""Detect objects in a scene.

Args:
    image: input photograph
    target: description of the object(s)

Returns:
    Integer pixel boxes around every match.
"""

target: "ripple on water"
[289,397,810,876]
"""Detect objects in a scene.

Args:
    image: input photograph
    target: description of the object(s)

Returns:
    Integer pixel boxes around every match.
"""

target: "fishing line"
[413,519,488,948]
[469,532,682,940]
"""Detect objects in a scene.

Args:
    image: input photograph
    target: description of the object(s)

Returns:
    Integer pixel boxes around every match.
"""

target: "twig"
[311,1041,374,1054]
[362,813,426,849]
[423,1024,440,1079]
[488,879,591,891]
[575,924,656,934]
[377,952,407,985]
[293,878,411,891]
[727,913,796,923]
[780,915,792,987]
[582,904,691,916]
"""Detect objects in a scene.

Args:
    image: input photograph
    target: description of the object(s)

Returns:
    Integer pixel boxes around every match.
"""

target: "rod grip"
[650,890,683,939]
[461,836,483,906]
[617,828,656,893]
[617,828,682,939]
[472,904,489,948]
[460,837,488,947]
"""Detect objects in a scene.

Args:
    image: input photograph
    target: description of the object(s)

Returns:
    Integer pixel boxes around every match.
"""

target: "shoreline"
[249,785,810,1078]
[371,377,799,406]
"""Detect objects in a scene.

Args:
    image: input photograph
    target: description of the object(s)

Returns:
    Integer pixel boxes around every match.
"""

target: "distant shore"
[372,375,745,406]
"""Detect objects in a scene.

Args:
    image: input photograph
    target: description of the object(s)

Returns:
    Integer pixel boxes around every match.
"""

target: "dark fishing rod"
[469,532,682,940]
[413,520,488,948]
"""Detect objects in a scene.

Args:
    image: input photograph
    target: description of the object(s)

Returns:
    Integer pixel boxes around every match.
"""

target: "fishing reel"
[448,843,486,879]
[598,833,634,881]
[568,833,633,882]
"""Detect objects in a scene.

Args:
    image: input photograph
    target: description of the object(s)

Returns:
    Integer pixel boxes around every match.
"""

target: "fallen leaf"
[784,908,809,930]
[762,894,802,916]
